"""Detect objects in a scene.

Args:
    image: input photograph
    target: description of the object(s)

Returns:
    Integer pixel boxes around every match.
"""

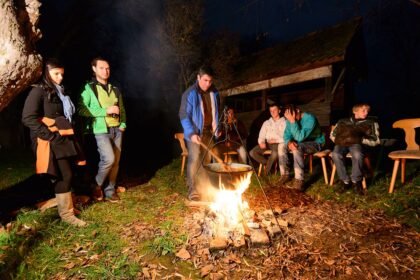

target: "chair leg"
[181,156,186,176]
[309,154,313,174]
[329,164,336,186]
[364,157,374,178]
[389,159,400,193]
[321,157,328,185]
[362,177,367,190]
[329,158,334,169]
[258,163,262,177]
[401,159,406,184]
[224,153,228,163]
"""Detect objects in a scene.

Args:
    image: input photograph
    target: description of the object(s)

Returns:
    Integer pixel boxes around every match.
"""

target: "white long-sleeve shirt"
[258,117,286,144]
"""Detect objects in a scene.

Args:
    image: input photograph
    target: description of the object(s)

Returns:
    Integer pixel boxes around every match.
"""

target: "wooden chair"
[312,149,331,185]
[288,150,330,185]
[257,150,278,176]
[388,118,420,193]
[223,150,239,163]
[174,133,188,176]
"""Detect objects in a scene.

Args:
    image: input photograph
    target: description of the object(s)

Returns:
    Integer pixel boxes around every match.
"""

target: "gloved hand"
[50,132,65,145]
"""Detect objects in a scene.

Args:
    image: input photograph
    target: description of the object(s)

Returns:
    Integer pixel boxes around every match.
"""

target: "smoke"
[38,0,183,178]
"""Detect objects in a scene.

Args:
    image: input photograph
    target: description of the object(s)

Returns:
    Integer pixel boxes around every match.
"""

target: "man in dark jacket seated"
[214,106,248,164]
[330,103,380,194]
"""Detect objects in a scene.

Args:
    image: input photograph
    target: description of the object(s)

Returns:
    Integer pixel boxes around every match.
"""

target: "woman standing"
[22,59,86,227]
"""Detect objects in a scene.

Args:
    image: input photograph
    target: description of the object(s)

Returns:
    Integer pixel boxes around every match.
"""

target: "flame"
[209,173,251,237]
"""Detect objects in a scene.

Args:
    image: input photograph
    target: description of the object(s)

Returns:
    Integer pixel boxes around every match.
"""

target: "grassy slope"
[0,150,34,191]
[1,158,194,279]
[0,156,418,278]
[306,162,420,230]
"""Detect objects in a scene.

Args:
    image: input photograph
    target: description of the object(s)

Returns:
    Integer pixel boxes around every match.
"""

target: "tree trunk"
[0,0,42,112]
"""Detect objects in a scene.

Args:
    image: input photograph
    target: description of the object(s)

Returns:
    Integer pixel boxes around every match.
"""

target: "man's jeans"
[250,143,279,174]
[95,127,123,197]
[237,145,247,164]
[277,143,290,175]
[186,132,213,198]
[291,142,321,180]
[331,144,364,183]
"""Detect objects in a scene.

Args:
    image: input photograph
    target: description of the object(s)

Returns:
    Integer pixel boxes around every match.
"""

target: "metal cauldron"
[204,163,253,190]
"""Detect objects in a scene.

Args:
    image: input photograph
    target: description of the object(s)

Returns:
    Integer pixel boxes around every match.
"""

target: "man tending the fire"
[179,66,220,202]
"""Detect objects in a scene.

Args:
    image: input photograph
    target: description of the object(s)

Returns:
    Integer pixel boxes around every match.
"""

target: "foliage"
[204,29,241,86]
[164,0,204,90]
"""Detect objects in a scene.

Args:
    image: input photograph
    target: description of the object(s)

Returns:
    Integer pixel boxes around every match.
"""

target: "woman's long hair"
[42,58,65,99]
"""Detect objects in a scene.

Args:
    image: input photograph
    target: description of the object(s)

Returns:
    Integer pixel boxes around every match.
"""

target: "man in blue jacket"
[179,66,220,201]
[283,105,325,191]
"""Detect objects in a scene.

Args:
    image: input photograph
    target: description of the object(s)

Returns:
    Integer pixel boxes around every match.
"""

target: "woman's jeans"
[95,127,123,197]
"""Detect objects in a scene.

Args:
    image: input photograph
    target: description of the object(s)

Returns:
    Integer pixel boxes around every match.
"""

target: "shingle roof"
[221,17,362,90]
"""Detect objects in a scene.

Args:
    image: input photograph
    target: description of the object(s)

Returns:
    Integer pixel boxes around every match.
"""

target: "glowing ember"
[209,173,252,237]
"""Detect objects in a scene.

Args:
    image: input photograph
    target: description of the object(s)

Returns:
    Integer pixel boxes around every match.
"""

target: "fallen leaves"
[175,248,191,260]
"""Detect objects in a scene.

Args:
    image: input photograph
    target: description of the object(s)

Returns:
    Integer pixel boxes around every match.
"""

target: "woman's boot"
[56,192,87,227]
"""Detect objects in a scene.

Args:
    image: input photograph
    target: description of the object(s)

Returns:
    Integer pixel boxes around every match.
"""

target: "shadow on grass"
[0,175,54,223]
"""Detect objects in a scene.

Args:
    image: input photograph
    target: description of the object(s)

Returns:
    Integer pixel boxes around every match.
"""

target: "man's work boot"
[278,175,291,186]
[335,181,351,193]
[104,192,121,203]
[286,179,304,191]
[92,185,103,202]
[56,192,87,227]
[188,192,201,202]
[353,181,366,195]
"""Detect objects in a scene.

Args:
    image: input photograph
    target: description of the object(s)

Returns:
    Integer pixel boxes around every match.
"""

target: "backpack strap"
[89,81,120,99]
[88,81,99,100]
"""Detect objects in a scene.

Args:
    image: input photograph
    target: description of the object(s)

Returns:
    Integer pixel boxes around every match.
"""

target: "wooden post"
[324,77,332,101]
[261,89,267,110]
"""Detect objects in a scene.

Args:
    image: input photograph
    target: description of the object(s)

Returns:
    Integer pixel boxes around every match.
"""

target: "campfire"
[207,172,252,238]
[199,163,287,248]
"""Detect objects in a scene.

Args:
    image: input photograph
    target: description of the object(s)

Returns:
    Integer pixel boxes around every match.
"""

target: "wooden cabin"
[219,17,366,134]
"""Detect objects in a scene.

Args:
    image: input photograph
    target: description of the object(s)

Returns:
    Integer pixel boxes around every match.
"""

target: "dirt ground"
[129,184,419,279]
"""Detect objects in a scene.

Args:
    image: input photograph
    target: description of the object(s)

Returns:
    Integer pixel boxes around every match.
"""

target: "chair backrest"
[174,133,188,156]
[393,118,420,150]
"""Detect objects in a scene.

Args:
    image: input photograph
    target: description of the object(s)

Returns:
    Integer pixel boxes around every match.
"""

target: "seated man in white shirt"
[250,103,289,178]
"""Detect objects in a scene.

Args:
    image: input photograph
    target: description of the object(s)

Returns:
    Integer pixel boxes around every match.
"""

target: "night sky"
[8,0,420,178]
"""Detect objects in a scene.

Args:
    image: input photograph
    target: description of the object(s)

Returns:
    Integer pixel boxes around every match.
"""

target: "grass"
[306,161,420,231]
[0,156,194,278]
[0,153,419,278]
[0,149,34,191]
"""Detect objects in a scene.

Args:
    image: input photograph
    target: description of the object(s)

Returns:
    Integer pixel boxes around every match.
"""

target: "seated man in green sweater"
[283,105,325,191]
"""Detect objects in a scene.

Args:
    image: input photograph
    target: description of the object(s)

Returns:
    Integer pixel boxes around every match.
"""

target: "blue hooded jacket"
[179,82,220,141]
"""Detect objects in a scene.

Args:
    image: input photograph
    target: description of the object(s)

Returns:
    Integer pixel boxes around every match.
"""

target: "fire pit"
[186,162,285,247]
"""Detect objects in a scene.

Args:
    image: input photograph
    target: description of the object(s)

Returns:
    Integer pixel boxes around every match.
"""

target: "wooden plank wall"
[235,96,331,132]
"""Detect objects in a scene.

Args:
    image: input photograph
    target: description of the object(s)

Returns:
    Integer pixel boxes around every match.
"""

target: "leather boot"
[56,192,87,227]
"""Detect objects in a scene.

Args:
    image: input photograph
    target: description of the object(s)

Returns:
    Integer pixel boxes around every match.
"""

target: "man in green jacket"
[78,57,126,202]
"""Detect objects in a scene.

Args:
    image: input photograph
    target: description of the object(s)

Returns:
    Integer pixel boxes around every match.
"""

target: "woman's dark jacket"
[22,84,81,176]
